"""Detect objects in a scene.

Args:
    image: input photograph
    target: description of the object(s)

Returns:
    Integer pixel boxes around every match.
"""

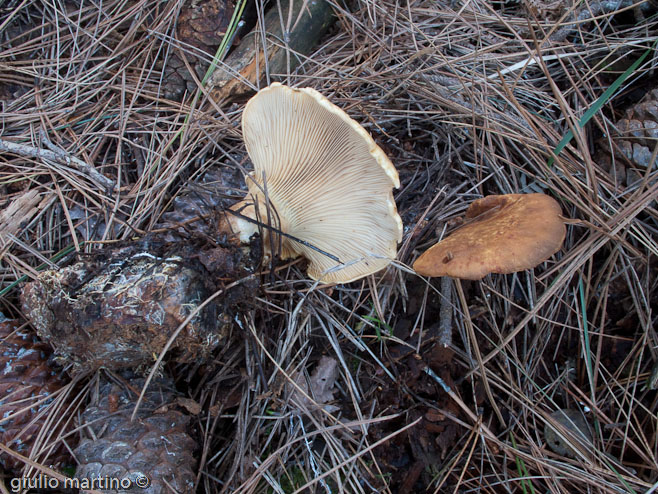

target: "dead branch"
[0,136,116,193]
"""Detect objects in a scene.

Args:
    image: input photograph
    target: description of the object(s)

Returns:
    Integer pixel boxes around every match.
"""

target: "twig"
[0,136,116,193]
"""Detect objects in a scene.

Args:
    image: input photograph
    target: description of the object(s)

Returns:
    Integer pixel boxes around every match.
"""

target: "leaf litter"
[0,0,657,492]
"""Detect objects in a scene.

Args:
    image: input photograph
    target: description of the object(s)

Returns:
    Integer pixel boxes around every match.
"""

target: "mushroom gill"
[222,83,403,284]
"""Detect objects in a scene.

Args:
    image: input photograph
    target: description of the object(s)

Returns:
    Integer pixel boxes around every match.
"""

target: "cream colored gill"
[240,83,403,282]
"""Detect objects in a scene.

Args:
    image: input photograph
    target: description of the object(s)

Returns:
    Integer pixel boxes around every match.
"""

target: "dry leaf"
[290,356,339,413]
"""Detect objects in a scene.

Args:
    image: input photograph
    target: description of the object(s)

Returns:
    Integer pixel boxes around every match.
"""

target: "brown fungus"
[413,193,566,279]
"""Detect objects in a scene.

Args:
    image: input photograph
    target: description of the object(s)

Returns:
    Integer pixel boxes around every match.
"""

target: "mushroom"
[413,193,565,279]
[221,83,402,284]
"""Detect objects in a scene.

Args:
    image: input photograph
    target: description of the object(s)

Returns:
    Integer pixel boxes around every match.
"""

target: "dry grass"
[1,0,657,492]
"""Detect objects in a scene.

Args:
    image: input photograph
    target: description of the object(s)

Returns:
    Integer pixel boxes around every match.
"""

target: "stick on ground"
[0,136,116,193]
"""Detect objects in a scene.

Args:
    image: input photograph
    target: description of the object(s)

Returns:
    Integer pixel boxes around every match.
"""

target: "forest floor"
[1,0,657,493]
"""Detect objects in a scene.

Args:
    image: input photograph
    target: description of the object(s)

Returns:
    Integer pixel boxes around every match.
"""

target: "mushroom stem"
[438,276,453,347]
[219,199,263,244]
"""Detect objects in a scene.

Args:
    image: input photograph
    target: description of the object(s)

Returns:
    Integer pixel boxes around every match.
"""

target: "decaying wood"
[0,190,42,252]
[209,0,336,102]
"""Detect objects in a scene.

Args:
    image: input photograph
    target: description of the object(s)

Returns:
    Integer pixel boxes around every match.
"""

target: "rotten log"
[209,0,336,102]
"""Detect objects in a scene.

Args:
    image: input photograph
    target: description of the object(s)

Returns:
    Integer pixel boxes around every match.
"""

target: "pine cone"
[156,167,246,243]
[0,316,71,472]
[612,88,658,169]
[20,240,256,372]
[598,88,658,186]
[75,373,197,494]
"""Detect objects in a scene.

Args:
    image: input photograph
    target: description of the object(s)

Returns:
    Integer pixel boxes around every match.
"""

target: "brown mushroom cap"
[226,83,402,284]
[413,193,566,279]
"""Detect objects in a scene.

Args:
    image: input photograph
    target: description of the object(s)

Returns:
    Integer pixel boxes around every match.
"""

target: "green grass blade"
[510,433,536,494]
[0,243,81,298]
[548,39,658,167]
